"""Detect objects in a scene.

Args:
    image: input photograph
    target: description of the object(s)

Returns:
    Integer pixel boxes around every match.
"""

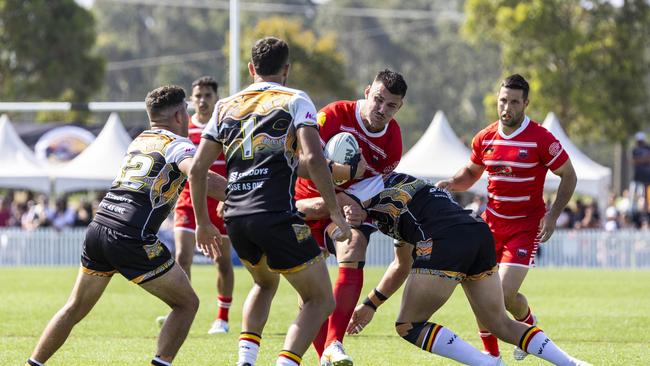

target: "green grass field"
[1,266,649,365]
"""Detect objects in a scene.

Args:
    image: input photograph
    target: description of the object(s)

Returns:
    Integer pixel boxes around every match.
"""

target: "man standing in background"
[436,74,577,360]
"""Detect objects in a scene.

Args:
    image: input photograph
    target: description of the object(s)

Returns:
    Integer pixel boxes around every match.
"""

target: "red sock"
[217,295,232,322]
[479,330,500,357]
[516,307,535,325]
[325,267,363,347]
[313,319,328,358]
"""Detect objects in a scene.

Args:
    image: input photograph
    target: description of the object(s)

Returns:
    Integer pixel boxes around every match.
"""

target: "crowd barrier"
[1,228,649,269]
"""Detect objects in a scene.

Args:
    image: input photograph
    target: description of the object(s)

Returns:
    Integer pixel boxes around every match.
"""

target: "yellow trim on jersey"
[219,90,294,121]
[465,265,499,281]
[81,267,118,277]
[131,258,174,284]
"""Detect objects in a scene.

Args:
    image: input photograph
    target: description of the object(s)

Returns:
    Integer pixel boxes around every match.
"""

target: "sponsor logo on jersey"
[292,224,312,242]
[517,248,528,257]
[493,166,513,176]
[317,112,327,127]
[484,147,494,155]
[518,148,528,158]
[305,111,316,121]
[548,142,562,156]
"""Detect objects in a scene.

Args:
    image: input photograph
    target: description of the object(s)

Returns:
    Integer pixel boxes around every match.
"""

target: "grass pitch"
[1,266,649,365]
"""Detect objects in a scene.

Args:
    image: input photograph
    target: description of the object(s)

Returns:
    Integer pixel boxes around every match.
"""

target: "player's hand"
[347,303,375,335]
[216,201,225,218]
[195,223,222,260]
[343,204,367,227]
[329,210,352,242]
[434,179,453,190]
[537,213,556,242]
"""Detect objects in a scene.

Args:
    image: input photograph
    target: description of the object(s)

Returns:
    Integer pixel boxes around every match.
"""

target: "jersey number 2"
[115,154,154,191]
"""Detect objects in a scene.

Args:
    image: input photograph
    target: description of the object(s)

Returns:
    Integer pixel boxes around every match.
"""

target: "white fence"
[1,228,649,269]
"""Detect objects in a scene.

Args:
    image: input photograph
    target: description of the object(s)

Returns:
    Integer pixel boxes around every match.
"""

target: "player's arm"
[539,159,577,242]
[435,162,485,192]
[178,160,226,202]
[347,242,413,334]
[297,126,352,241]
[188,138,224,259]
[297,156,367,182]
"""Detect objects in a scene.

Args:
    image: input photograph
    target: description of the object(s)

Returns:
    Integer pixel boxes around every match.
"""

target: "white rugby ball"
[324,132,360,185]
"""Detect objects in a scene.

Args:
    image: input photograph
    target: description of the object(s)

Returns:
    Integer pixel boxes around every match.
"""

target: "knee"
[175,248,193,269]
[60,300,88,323]
[395,322,431,346]
[186,291,200,313]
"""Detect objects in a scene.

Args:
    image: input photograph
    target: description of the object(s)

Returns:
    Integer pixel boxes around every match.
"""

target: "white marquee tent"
[50,113,132,194]
[395,111,488,194]
[0,115,51,193]
[542,112,611,207]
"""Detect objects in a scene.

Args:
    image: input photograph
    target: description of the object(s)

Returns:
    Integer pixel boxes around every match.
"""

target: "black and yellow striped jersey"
[202,82,318,218]
[94,129,195,241]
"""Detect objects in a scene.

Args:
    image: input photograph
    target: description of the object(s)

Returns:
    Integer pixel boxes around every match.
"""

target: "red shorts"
[306,218,330,249]
[483,213,542,268]
[174,200,227,235]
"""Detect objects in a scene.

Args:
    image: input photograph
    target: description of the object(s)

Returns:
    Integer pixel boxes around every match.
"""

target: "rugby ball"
[324,132,361,185]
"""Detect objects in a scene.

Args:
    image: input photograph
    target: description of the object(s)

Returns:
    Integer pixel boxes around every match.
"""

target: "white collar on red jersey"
[355,99,389,138]
[191,114,207,128]
[498,115,530,140]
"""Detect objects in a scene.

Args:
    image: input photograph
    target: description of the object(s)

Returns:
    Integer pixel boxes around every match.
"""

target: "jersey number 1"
[241,117,256,160]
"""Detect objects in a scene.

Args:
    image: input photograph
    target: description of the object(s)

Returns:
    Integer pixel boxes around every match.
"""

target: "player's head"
[497,74,529,128]
[362,69,407,132]
[248,36,290,85]
[191,76,219,120]
[145,85,189,136]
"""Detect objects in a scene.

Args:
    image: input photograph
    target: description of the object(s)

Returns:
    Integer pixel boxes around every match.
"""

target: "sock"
[516,307,536,326]
[238,332,261,365]
[520,326,574,365]
[325,267,363,346]
[151,356,171,366]
[217,295,232,322]
[479,330,500,356]
[276,350,301,366]
[402,322,494,365]
[26,359,44,366]
[313,319,328,358]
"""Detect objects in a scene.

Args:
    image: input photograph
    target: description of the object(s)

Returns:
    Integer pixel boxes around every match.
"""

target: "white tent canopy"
[0,114,52,193]
[542,112,611,199]
[396,111,488,194]
[50,113,132,194]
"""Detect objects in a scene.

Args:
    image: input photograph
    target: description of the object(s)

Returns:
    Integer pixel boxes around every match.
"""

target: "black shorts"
[225,212,323,273]
[81,221,175,284]
[410,222,497,281]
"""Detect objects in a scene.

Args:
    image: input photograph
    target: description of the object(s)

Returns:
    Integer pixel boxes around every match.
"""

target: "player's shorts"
[81,221,175,284]
[308,217,375,254]
[484,213,542,268]
[410,222,497,282]
[174,200,227,235]
[225,212,323,273]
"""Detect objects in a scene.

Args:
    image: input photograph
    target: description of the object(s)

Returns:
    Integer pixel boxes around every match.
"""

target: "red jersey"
[175,114,226,209]
[471,116,569,220]
[295,100,402,199]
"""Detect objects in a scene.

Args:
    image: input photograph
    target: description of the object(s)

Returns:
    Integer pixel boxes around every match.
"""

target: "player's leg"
[238,257,280,365]
[209,236,235,334]
[173,229,195,279]
[27,268,112,365]
[395,273,498,365]
[463,274,591,365]
[139,264,199,364]
[280,259,335,366]
[322,224,371,364]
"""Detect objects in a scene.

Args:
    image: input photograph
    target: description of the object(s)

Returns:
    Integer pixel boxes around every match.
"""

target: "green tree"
[463,0,650,144]
[0,0,105,105]
[232,16,354,108]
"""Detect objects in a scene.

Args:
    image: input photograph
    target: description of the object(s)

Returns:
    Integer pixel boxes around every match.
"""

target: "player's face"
[191,85,218,117]
[363,81,403,131]
[497,87,528,128]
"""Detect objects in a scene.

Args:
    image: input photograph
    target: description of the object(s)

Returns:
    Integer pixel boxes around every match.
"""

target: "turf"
[1,266,649,365]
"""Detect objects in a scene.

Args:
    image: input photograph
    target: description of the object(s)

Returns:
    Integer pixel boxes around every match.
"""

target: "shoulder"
[526,120,558,142]
[322,100,355,114]
[475,121,499,140]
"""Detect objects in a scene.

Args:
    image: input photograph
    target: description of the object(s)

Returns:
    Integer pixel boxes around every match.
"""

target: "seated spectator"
[22,194,51,230]
[74,200,93,227]
[556,206,575,229]
[9,202,27,228]
[0,197,12,227]
[604,206,619,232]
[48,197,77,230]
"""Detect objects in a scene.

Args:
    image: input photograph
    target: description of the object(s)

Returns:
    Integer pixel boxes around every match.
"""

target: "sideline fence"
[1,228,649,269]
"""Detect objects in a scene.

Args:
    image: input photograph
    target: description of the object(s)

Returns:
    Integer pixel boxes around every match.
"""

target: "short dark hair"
[145,85,186,116]
[374,69,407,98]
[500,74,529,100]
[192,76,218,93]
[251,37,289,76]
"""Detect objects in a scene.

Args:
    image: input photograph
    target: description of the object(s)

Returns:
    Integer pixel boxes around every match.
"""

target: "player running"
[25,85,227,366]
[189,37,351,366]
[295,69,406,366]
[435,74,577,359]
[346,172,591,366]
